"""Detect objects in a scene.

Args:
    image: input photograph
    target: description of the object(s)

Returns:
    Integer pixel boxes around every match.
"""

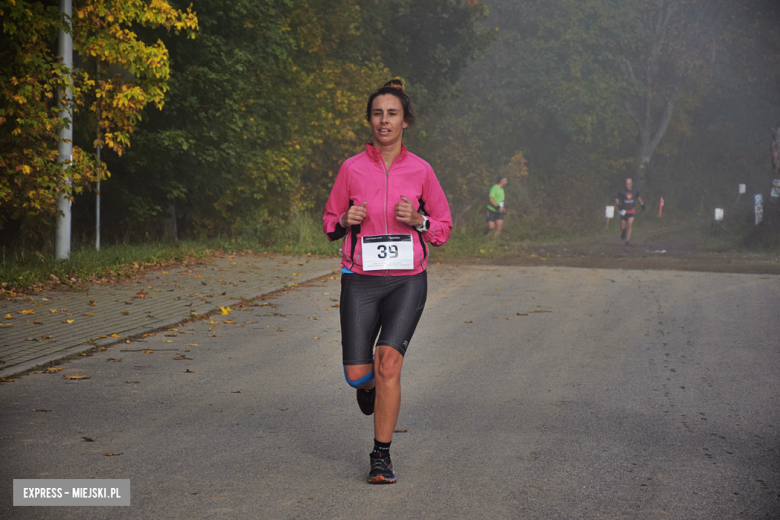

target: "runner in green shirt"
[486,177,507,238]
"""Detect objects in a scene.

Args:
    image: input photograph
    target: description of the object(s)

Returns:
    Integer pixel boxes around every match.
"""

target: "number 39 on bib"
[361,234,414,271]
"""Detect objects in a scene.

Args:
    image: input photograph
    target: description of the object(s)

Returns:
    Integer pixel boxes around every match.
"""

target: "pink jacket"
[323,143,452,276]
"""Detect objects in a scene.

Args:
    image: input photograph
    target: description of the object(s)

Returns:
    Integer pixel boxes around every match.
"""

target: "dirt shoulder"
[440,225,780,275]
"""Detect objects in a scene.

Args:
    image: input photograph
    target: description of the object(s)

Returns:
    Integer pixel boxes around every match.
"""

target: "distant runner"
[615,177,644,245]
[487,177,507,238]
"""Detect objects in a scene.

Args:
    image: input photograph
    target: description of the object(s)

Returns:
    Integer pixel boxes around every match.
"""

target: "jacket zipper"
[378,151,390,276]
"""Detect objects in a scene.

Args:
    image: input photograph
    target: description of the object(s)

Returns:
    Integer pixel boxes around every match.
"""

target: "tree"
[102,0,387,239]
[0,0,197,237]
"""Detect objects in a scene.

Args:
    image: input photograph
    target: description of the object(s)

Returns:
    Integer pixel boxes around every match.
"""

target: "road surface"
[2,264,779,519]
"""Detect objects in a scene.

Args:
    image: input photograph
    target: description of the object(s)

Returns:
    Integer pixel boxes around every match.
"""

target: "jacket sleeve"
[421,165,452,247]
[323,162,350,242]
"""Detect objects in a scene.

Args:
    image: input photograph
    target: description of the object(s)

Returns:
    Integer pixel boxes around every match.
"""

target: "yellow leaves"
[4,314,12,319]
[219,306,231,315]
[64,373,90,380]
[62,319,75,324]
[19,310,35,315]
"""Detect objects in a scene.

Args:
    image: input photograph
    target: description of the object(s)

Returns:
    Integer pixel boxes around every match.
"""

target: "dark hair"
[497,176,507,184]
[365,79,415,127]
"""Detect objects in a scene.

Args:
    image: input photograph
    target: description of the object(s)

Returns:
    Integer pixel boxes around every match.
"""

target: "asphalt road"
[2,265,779,519]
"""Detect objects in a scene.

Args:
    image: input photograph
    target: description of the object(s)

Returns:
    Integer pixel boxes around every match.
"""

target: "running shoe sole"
[368,456,396,484]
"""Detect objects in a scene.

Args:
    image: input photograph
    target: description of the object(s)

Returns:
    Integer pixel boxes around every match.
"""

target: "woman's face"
[370,94,408,148]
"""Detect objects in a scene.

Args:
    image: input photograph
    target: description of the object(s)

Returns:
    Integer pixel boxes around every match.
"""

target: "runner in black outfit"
[615,177,644,245]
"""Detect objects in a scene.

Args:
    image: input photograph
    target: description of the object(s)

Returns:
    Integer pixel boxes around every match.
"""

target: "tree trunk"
[163,203,177,241]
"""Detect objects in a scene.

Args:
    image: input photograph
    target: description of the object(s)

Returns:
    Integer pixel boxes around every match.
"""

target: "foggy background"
[3,0,779,248]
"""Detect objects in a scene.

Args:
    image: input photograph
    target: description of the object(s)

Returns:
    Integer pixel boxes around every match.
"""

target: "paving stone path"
[0,253,338,378]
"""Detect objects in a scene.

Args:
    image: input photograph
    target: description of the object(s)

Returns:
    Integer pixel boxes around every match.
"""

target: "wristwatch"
[416,215,430,232]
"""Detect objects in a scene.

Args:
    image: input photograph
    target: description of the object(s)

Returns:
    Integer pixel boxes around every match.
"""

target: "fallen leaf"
[189,343,201,347]
[173,355,186,360]
[82,313,94,317]
[32,318,43,324]
[89,300,97,306]
[517,313,528,316]
[121,311,130,316]
[82,436,95,442]
[20,310,35,315]
[224,320,237,324]
[4,314,12,319]
[125,381,141,384]
[194,275,203,279]
[32,408,51,412]
[110,333,121,338]
[64,373,90,380]
[314,336,320,340]
[106,358,123,362]
[441,296,450,298]
[0,377,15,383]
[144,350,155,354]
[308,317,318,320]
[325,307,333,311]
[62,319,74,324]
[49,309,58,313]
[322,293,330,295]
[231,390,242,393]
[103,452,122,456]
[185,369,195,373]
[394,429,408,433]
[46,367,64,372]
[219,306,232,315]
[464,320,474,323]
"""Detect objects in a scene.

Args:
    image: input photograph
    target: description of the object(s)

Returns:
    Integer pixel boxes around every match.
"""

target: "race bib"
[361,234,414,271]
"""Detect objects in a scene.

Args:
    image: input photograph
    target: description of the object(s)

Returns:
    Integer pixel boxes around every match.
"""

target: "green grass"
[0,241,227,292]
[4,210,775,293]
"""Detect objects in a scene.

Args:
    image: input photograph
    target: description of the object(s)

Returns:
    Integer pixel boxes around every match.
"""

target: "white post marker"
[739,184,746,194]
[754,194,763,225]
[605,206,615,219]
[714,208,724,221]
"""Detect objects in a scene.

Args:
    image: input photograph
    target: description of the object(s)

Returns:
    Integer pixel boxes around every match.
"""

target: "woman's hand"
[341,201,368,226]
[395,196,422,227]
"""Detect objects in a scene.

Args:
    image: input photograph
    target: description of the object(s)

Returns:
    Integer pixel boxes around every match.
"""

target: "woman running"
[323,79,452,484]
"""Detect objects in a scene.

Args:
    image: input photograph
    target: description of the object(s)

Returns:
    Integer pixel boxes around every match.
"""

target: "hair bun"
[383,79,404,92]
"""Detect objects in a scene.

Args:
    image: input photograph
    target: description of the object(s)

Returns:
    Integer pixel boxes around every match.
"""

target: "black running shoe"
[620,229,627,240]
[356,387,375,415]
[368,454,396,484]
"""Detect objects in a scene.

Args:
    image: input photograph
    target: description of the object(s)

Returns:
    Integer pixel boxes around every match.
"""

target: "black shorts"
[340,271,427,365]
[486,209,505,222]
[621,211,636,221]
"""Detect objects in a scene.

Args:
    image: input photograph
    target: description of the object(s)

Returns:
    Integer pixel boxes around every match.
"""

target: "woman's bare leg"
[373,345,404,443]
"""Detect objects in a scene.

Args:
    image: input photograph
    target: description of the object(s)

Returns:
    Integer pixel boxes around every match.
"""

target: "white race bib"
[361,234,414,271]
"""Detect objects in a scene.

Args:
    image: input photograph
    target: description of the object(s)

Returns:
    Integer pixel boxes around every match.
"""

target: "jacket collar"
[366,142,408,164]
